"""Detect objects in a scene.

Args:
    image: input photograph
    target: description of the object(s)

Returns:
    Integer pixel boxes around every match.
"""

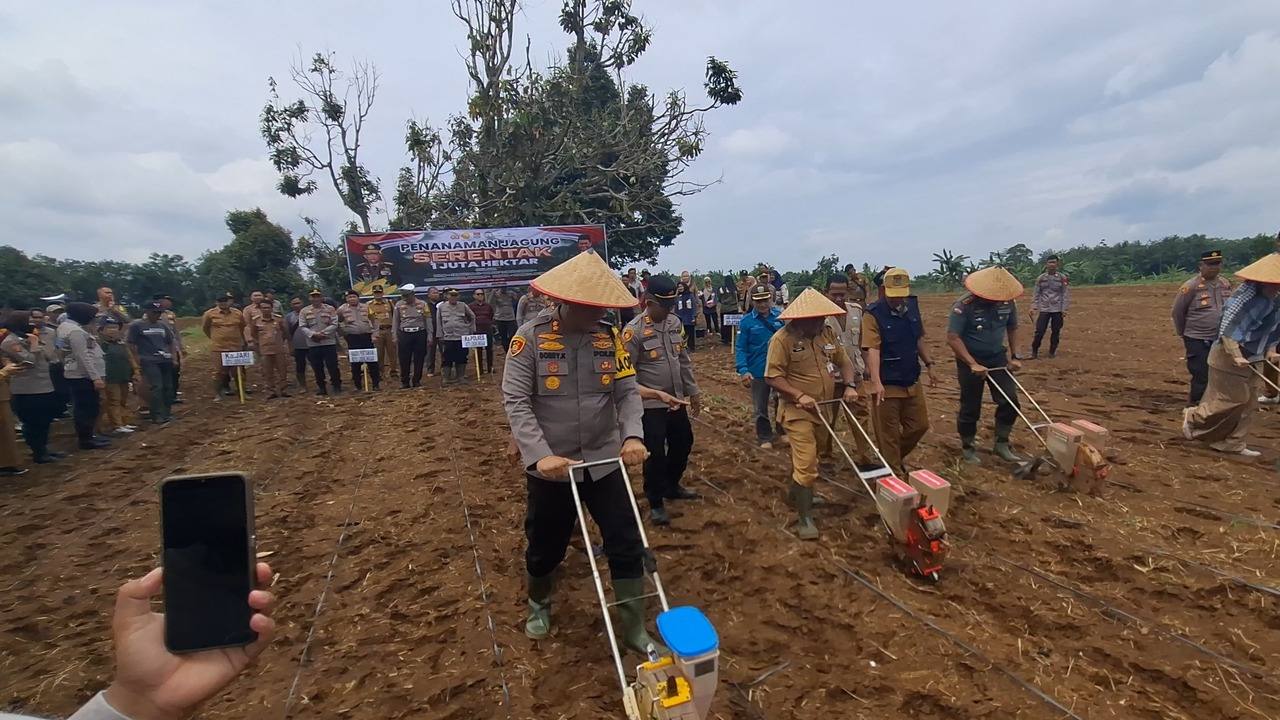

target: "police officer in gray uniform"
[1030,255,1071,359]
[501,251,659,655]
[622,276,701,526]
[946,267,1024,465]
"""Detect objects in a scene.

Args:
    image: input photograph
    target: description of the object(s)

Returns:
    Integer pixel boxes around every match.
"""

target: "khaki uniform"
[201,307,246,387]
[764,325,850,488]
[0,360,19,470]
[368,298,398,377]
[502,309,643,482]
[823,302,873,464]
[250,314,290,394]
[1186,342,1259,452]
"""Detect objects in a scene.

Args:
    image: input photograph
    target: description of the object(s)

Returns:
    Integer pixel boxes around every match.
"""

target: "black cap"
[217,292,234,301]
[646,276,678,308]
[1046,254,1060,262]
[308,288,322,296]
[1201,250,1223,263]
[145,301,163,312]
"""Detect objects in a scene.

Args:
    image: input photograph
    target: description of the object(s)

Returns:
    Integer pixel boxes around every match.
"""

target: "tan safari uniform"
[502,308,643,481]
[368,297,398,377]
[250,313,290,394]
[824,301,873,464]
[764,325,850,488]
[622,312,698,408]
[201,307,245,387]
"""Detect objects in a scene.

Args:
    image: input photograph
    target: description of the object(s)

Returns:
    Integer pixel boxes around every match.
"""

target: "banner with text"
[345,225,608,296]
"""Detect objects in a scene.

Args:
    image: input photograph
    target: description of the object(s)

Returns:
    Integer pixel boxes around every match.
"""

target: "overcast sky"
[3,1,1279,275]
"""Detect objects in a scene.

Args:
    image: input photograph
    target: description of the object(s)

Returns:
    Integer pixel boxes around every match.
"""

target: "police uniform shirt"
[622,311,699,410]
[501,308,643,481]
[392,299,435,341]
[355,260,396,284]
[824,303,865,380]
[336,302,374,335]
[1032,273,1070,313]
[763,325,849,423]
[1172,274,1232,341]
[299,304,339,347]
[948,294,1017,361]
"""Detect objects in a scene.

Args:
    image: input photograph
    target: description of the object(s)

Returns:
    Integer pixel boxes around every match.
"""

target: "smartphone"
[159,472,257,653]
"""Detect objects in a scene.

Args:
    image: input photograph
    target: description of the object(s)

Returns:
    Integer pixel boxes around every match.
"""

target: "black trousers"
[293,349,309,382]
[67,377,101,443]
[955,356,1019,438]
[683,324,697,353]
[308,345,341,390]
[11,393,56,457]
[703,309,719,334]
[442,339,467,367]
[496,320,517,351]
[141,362,174,420]
[1032,312,1064,354]
[1183,337,1212,406]
[642,407,695,509]
[170,361,181,402]
[525,470,643,580]
[476,331,495,372]
[49,363,69,416]
[398,330,428,386]
[344,333,379,388]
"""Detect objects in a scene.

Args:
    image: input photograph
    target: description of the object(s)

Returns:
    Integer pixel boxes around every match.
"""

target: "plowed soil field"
[2,283,1277,719]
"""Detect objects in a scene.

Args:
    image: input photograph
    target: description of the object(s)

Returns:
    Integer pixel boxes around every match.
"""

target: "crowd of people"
[11,239,1280,719]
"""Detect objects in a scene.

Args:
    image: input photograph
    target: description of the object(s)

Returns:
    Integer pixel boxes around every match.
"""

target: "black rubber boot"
[525,573,554,640]
[613,577,665,655]
[961,435,981,465]
[993,424,1023,463]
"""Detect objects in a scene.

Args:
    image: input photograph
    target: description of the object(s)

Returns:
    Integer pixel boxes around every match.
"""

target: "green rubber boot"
[524,573,554,640]
[613,577,665,655]
[993,425,1024,463]
[961,435,981,465]
[792,484,819,540]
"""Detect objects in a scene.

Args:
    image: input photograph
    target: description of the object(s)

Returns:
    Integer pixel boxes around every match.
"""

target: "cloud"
[719,125,794,158]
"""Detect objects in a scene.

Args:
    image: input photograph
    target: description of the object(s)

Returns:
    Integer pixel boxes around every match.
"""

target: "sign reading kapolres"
[345,225,607,295]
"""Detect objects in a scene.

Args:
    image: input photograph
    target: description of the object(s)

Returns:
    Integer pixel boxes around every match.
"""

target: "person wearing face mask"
[57,302,111,450]
[862,268,938,478]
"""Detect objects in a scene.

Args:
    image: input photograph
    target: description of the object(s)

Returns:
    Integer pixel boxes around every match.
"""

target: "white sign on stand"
[722,314,744,327]
[462,333,490,349]
[220,351,255,367]
[348,348,379,363]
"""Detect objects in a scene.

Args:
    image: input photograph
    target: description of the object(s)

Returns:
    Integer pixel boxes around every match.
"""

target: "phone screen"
[160,473,255,653]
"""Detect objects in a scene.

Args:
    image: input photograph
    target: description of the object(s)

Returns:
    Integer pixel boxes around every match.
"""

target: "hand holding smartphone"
[160,472,257,653]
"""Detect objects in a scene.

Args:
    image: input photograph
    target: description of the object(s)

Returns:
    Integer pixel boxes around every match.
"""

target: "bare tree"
[261,52,382,232]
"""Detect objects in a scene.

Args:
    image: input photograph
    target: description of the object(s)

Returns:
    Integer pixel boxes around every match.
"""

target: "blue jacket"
[735,307,784,378]
[675,292,698,325]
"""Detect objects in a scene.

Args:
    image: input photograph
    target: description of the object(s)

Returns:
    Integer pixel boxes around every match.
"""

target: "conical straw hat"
[1234,253,1280,284]
[779,287,846,319]
[963,267,1024,302]
[530,251,639,308]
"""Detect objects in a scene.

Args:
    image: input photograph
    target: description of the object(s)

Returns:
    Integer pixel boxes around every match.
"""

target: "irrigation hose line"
[283,459,371,719]
[687,414,1085,719]
[689,414,1276,688]
[445,427,513,716]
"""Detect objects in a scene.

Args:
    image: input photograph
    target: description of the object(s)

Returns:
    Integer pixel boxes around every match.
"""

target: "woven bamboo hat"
[963,267,1024,302]
[530,251,639,308]
[1234,253,1280,284]
[779,287,846,319]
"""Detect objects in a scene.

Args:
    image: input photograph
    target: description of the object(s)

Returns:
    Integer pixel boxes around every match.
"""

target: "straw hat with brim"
[1234,253,1280,284]
[530,251,638,308]
[963,267,1024,302]
[779,288,846,320]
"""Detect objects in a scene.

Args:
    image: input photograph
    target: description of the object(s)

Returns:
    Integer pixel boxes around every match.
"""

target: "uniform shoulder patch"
[620,327,635,343]
[1180,284,1190,294]
[1061,275,1070,285]
[509,336,527,357]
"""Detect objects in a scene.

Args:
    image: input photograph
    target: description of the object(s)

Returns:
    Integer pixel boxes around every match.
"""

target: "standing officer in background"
[517,287,550,327]
[502,251,658,655]
[249,298,290,398]
[862,268,938,478]
[367,285,398,383]
[822,274,874,469]
[470,289,497,374]
[201,292,246,399]
[622,276,701,527]
[947,267,1024,465]
[437,289,477,384]
[284,297,309,390]
[392,284,433,388]
[1029,255,1070,359]
[492,286,518,350]
[300,289,341,396]
[154,295,183,405]
[1173,250,1232,406]
[337,290,379,391]
[765,289,860,541]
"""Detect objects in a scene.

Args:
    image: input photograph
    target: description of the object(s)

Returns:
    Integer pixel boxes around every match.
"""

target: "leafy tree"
[261,52,382,232]
[194,209,306,307]
[393,0,742,266]
[930,249,972,290]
